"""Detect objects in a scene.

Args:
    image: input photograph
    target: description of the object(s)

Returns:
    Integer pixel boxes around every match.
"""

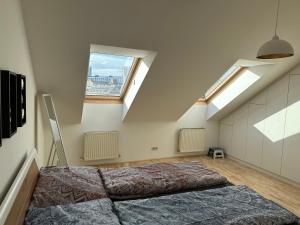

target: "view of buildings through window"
[86,53,135,96]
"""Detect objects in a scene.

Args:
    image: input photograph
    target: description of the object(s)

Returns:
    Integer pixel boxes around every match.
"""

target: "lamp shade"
[257,35,294,59]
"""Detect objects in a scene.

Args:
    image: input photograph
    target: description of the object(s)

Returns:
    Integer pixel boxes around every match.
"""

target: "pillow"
[26,199,120,225]
[99,161,228,199]
[30,166,107,208]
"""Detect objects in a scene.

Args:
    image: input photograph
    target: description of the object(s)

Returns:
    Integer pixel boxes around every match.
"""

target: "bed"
[1,149,299,225]
[114,185,299,225]
[30,166,108,208]
[25,199,120,225]
[99,161,229,200]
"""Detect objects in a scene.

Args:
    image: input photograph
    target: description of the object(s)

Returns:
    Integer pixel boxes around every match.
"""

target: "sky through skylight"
[86,53,135,96]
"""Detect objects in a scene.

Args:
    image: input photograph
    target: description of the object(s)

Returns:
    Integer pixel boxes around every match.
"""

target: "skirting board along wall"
[56,104,219,166]
[219,64,300,184]
[227,155,300,189]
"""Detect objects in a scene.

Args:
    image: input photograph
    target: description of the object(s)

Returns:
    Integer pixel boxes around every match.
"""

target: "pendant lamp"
[257,0,294,59]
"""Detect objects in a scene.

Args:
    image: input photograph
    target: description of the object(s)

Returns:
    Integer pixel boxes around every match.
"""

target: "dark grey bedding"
[100,161,228,200]
[25,199,120,225]
[31,166,107,208]
[114,185,298,225]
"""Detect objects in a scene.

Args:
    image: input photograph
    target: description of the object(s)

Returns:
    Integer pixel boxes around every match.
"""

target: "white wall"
[60,103,219,165]
[219,64,300,184]
[22,0,300,123]
[0,0,45,203]
[122,52,156,121]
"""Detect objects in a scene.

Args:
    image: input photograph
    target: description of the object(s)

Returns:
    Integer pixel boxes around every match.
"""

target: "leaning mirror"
[42,94,68,167]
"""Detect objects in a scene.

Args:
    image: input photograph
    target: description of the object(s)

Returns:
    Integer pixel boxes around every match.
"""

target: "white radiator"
[84,131,119,160]
[178,128,205,153]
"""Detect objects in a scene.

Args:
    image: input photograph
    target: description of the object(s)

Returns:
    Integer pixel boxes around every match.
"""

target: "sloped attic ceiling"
[21,0,300,123]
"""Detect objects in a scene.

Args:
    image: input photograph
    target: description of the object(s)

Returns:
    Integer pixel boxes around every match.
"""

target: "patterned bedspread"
[99,161,228,200]
[25,199,120,225]
[30,166,107,208]
[114,185,298,225]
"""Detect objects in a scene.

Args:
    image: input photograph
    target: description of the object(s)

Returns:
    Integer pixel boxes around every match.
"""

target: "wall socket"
[151,146,159,151]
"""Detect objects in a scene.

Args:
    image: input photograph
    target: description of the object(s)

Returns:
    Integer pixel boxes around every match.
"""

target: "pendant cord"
[274,0,280,36]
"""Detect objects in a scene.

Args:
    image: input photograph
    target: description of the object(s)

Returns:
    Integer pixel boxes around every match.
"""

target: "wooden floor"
[98,155,300,217]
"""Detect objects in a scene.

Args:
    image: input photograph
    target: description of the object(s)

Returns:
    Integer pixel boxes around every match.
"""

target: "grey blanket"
[114,185,298,225]
[100,161,227,200]
[25,199,120,225]
[31,166,108,208]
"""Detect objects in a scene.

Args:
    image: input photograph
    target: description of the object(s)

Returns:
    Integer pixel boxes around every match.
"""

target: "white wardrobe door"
[249,91,267,105]
[245,104,266,167]
[281,75,300,183]
[231,105,248,160]
[219,123,233,155]
[261,75,289,175]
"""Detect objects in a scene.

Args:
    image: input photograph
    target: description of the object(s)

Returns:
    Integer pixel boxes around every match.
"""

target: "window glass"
[86,53,135,96]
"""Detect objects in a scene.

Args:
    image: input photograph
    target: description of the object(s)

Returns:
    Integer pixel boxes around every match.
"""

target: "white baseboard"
[72,152,207,166]
[227,155,300,189]
[0,148,37,225]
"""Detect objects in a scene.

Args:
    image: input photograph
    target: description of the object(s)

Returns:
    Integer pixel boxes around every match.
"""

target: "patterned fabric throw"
[25,199,120,225]
[100,161,228,199]
[114,185,298,225]
[30,166,107,208]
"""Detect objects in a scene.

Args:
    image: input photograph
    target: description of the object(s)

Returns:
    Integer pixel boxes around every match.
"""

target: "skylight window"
[198,65,261,106]
[210,69,260,109]
[205,66,242,99]
[86,53,137,97]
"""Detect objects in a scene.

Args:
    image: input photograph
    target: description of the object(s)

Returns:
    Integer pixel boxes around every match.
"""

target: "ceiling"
[21,0,300,123]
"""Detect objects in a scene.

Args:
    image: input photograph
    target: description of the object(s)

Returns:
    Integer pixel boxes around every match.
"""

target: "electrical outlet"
[151,147,158,151]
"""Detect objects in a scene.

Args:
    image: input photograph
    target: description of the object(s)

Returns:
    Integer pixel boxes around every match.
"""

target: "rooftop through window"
[86,53,136,97]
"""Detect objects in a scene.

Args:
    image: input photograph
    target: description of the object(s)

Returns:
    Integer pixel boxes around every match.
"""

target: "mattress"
[25,198,120,225]
[99,161,228,200]
[114,185,299,225]
[30,166,108,208]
